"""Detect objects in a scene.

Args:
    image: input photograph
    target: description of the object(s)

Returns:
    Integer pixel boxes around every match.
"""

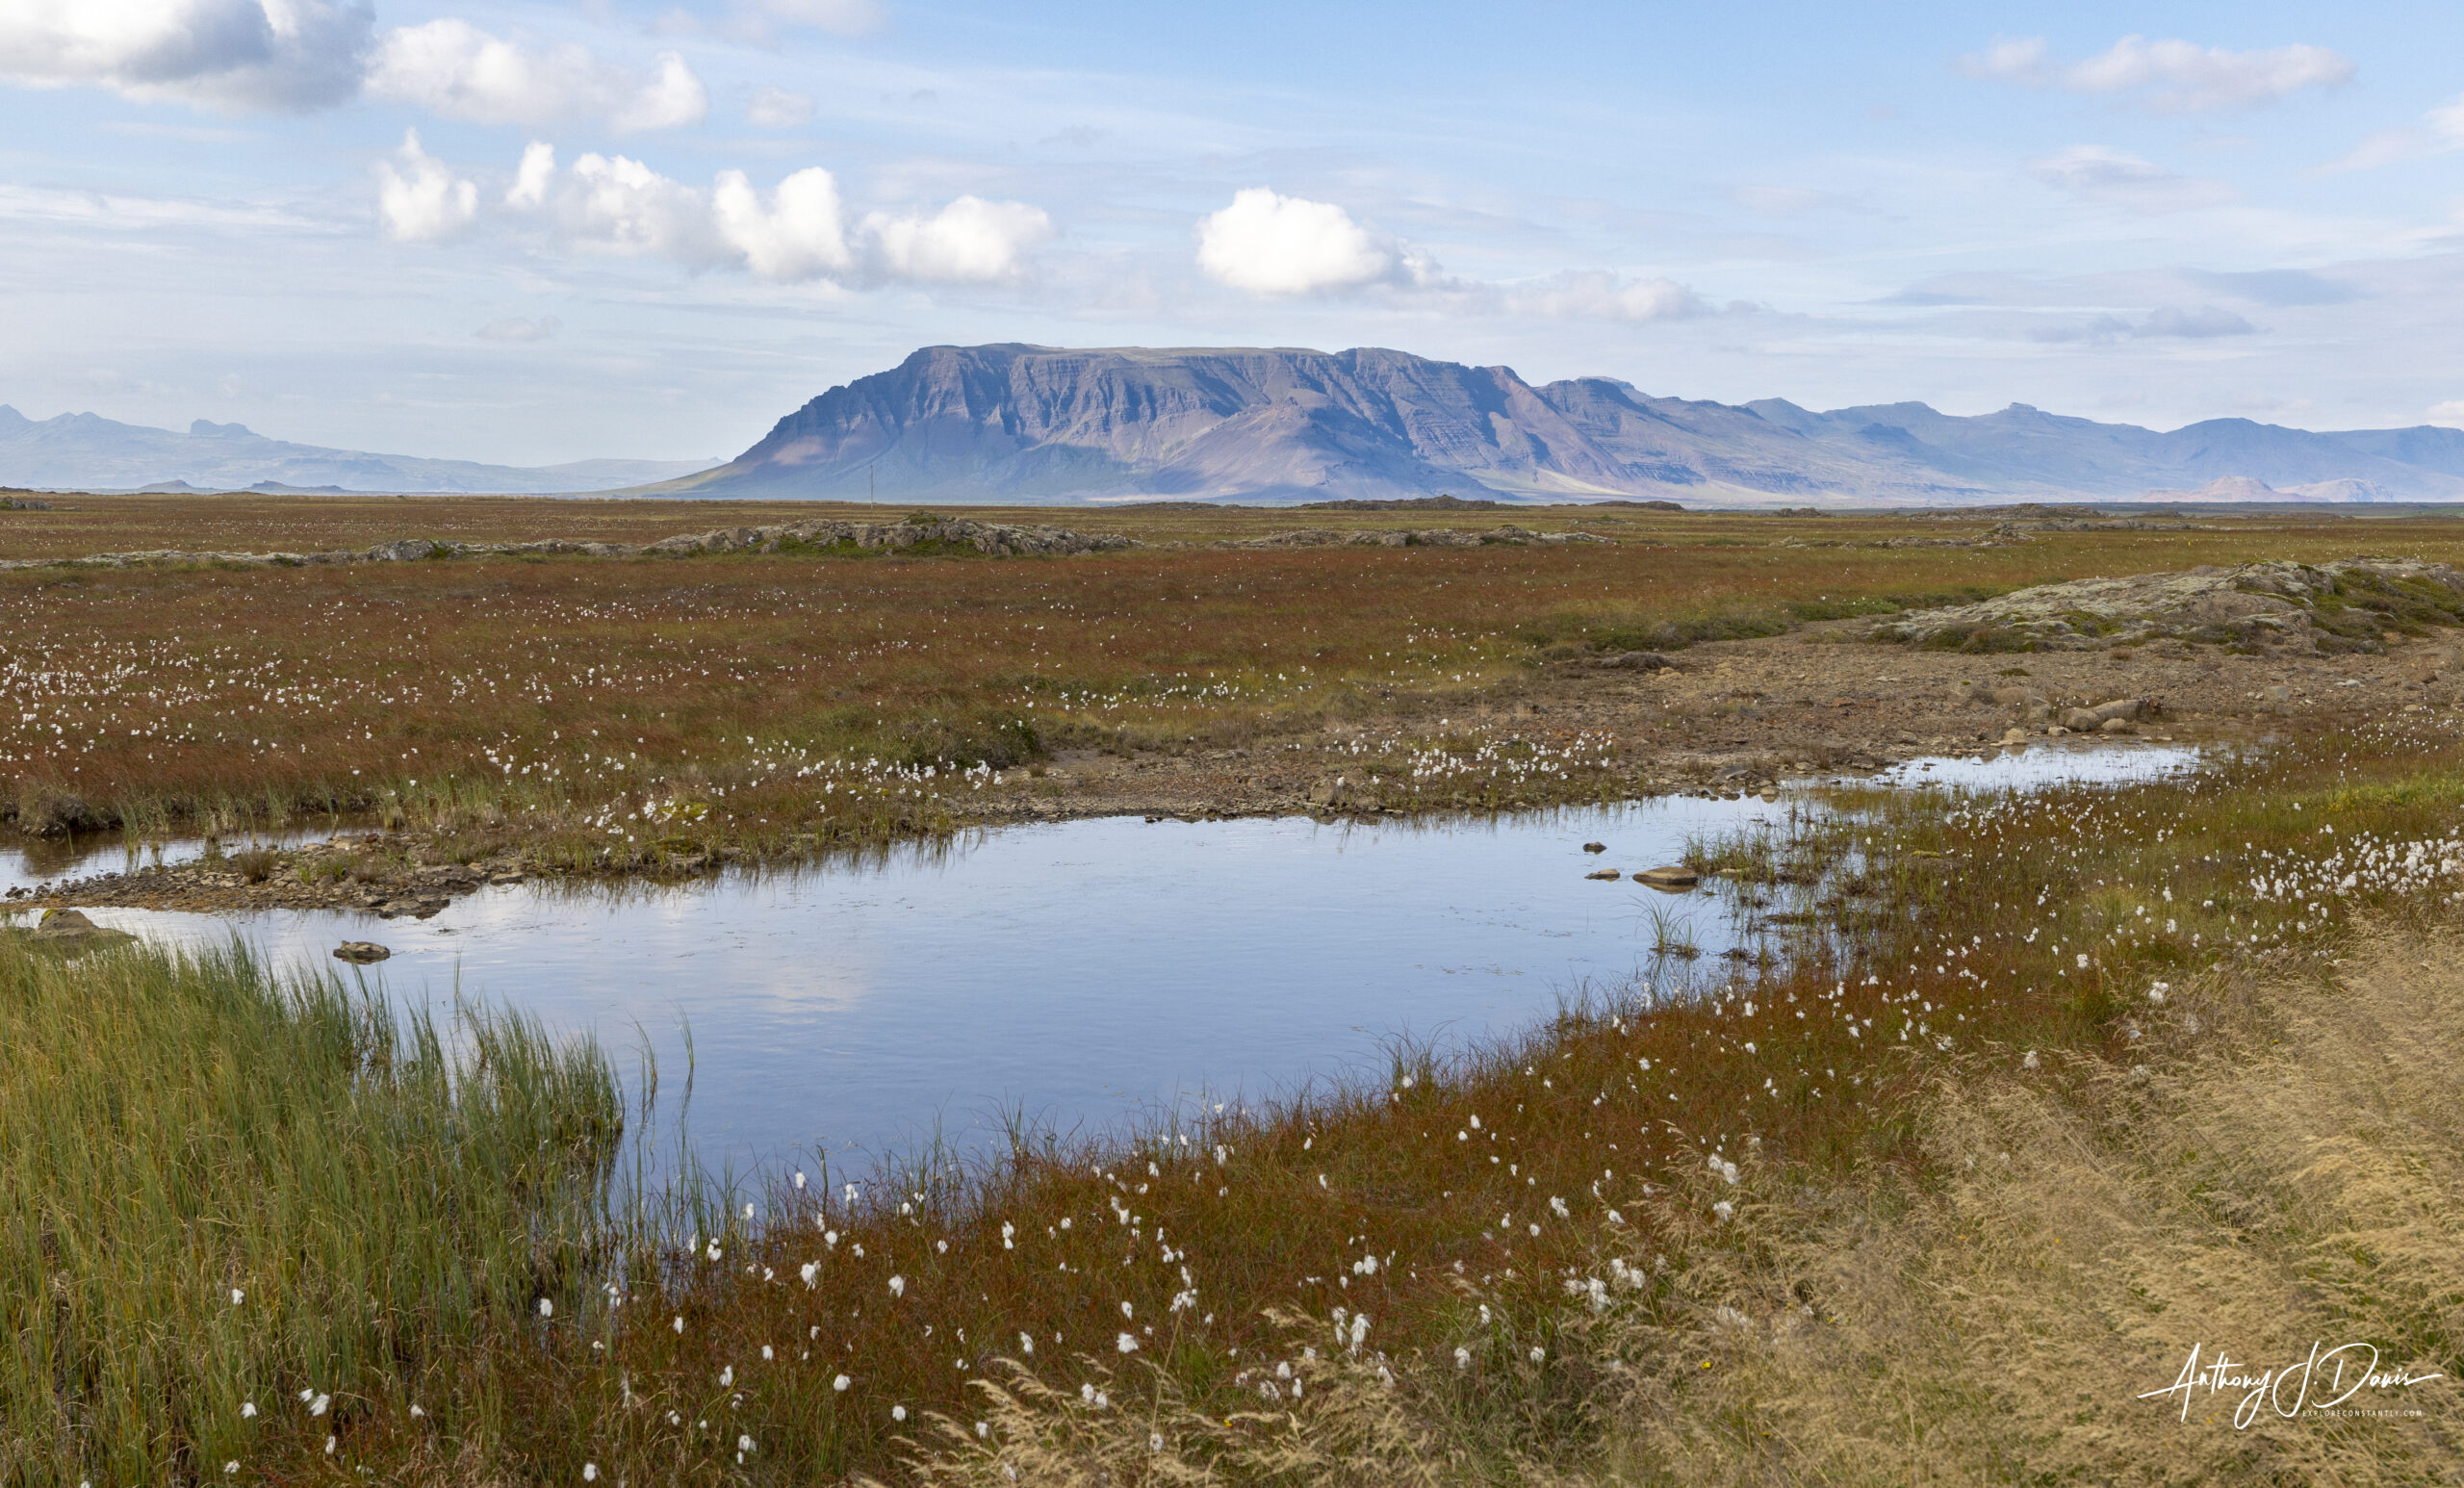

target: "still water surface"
[39,742,2196,1174]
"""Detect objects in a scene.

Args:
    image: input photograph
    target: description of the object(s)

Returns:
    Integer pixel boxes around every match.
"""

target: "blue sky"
[4,1,2462,465]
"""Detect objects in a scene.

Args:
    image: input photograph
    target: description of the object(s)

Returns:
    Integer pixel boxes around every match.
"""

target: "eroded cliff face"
[669,344,2464,505]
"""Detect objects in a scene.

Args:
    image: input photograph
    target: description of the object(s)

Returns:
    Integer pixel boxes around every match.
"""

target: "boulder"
[1634,865,1700,890]
[332,941,392,963]
[1581,841,1607,854]
[1584,869,1622,881]
[27,909,135,949]
[15,786,108,837]
[2060,707,2104,732]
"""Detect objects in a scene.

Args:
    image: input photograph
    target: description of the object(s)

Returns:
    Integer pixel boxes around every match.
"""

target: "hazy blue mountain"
[660,344,2464,504]
[0,406,720,494]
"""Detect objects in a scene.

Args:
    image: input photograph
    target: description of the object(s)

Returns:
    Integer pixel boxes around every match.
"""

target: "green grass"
[0,936,620,1482]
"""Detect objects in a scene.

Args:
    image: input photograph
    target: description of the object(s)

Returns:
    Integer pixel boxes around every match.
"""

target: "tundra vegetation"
[5,495,2463,1483]
[4,495,2463,866]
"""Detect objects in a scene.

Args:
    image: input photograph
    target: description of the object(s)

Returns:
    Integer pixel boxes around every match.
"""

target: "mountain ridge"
[0,405,719,495]
[657,344,2464,505]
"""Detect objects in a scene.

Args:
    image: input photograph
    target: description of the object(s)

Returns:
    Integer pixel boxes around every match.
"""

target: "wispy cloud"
[1961,34,2352,114]
[2026,145,2237,213]
[476,315,560,342]
[2325,94,2464,172]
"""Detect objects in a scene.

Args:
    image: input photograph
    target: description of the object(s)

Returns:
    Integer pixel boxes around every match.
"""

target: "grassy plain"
[8,495,2464,874]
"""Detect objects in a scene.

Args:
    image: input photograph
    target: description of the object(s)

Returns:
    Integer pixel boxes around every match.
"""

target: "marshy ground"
[9,494,2462,915]
[8,493,2464,1484]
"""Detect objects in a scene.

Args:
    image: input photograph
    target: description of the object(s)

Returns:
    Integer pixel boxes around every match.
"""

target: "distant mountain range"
[0,406,719,495]
[655,344,2464,505]
[18,345,2464,504]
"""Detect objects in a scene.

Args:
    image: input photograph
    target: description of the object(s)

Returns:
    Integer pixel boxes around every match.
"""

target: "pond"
[31,741,2199,1177]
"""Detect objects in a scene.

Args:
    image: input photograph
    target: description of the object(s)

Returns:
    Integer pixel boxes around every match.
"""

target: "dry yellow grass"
[1582,924,2464,1484]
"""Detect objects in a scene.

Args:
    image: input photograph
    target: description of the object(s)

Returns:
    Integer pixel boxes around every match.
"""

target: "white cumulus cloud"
[2430,399,2464,427]
[0,0,372,112]
[1196,188,1395,295]
[2026,145,2236,213]
[714,167,853,280]
[563,152,722,262]
[399,141,1053,288]
[864,196,1055,282]
[1961,34,2352,114]
[374,128,476,242]
[506,141,555,208]
[366,19,706,132]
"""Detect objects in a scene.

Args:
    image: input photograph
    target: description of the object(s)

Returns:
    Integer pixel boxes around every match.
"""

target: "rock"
[1305,778,1356,808]
[1874,558,2464,654]
[2000,727,2030,745]
[1584,869,1622,881]
[2089,697,2148,723]
[1581,841,1607,854]
[365,538,448,562]
[2261,683,2293,703]
[333,941,392,963]
[2099,717,2136,734]
[2060,707,2103,731]
[1635,865,1700,890]
[15,785,108,837]
[27,909,135,949]
[1596,651,1670,671]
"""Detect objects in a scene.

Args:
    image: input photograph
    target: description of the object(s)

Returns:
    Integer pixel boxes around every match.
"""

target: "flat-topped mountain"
[663,344,2464,505]
[0,406,719,495]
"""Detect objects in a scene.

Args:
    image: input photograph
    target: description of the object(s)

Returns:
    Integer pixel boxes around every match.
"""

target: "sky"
[4,2,2464,467]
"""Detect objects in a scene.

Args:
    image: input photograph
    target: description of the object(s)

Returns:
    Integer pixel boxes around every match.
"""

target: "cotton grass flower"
[1117,1331,1140,1353]
[833,1373,851,1392]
